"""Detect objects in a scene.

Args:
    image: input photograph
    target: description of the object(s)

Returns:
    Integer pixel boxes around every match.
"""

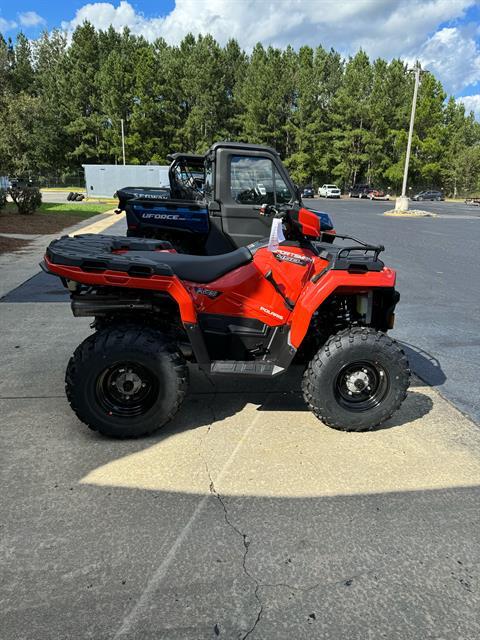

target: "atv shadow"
[83,355,435,446]
[175,363,433,433]
[399,341,446,387]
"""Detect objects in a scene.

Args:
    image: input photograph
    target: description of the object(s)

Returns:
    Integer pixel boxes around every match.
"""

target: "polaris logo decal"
[260,306,284,320]
[274,249,313,266]
[141,213,182,220]
[194,287,221,299]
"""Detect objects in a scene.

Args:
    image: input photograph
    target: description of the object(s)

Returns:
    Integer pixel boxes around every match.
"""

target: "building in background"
[83,165,169,198]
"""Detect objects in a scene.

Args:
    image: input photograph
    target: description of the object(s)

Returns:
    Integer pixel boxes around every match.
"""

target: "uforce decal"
[194,287,222,299]
[274,249,313,266]
[141,213,181,220]
[260,306,284,320]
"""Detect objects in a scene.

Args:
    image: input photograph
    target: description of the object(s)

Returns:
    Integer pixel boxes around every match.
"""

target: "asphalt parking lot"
[1,199,480,639]
[301,197,480,423]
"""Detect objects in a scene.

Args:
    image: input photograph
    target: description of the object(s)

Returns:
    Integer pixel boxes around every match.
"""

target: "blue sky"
[1,0,479,115]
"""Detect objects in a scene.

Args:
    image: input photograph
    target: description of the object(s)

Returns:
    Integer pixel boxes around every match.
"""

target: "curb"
[383,210,437,218]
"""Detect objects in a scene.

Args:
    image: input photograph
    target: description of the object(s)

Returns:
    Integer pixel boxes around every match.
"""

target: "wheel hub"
[96,361,158,417]
[334,360,389,412]
[113,369,143,397]
[345,370,370,394]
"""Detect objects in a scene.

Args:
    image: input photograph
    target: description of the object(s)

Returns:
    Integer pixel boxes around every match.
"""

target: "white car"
[318,184,341,198]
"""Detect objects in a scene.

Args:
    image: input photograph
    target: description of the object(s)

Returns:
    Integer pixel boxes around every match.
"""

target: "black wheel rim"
[334,360,389,412]
[95,361,159,417]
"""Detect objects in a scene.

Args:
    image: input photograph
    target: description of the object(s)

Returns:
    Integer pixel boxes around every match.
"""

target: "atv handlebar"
[256,203,288,218]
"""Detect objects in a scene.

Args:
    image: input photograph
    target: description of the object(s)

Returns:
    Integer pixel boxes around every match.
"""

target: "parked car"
[368,189,390,201]
[318,184,341,198]
[301,186,315,198]
[348,184,372,198]
[465,197,480,206]
[412,190,444,201]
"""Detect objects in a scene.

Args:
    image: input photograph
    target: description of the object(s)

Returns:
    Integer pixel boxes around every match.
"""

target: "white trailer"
[83,164,169,198]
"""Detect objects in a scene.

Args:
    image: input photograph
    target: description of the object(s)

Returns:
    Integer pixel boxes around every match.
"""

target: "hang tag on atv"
[268,218,285,252]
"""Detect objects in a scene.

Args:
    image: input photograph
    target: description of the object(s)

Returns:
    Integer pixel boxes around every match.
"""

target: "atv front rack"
[314,233,385,274]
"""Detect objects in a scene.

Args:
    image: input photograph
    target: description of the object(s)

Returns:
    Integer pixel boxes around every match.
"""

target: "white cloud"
[457,94,480,119]
[0,17,17,31]
[418,27,480,93]
[61,0,479,94]
[19,11,46,27]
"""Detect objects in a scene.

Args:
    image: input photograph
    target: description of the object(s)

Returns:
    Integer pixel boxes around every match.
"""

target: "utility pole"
[396,60,421,211]
[121,119,126,166]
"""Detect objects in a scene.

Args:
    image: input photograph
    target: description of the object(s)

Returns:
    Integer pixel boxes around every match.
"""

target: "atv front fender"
[288,268,397,349]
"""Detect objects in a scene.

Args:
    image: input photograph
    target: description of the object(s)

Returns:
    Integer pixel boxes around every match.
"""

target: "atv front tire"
[65,325,188,438]
[302,328,410,431]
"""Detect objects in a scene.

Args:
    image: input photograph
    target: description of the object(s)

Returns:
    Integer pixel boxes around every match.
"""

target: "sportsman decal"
[273,249,313,266]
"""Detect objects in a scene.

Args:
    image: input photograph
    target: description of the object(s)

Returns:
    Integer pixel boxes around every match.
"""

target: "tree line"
[1,23,479,195]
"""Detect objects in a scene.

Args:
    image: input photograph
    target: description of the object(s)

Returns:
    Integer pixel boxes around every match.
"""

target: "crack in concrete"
[260,569,376,593]
[199,422,375,637]
[207,467,264,640]
[200,423,263,639]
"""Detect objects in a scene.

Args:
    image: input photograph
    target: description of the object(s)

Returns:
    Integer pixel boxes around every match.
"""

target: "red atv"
[43,204,410,438]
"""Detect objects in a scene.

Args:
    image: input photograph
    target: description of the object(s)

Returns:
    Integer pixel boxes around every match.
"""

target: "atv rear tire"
[67,192,74,201]
[302,327,410,431]
[65,325,188,438]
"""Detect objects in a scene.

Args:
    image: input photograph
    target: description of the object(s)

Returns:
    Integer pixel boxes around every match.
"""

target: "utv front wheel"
[65,326,188,438]
[302,328,410,431]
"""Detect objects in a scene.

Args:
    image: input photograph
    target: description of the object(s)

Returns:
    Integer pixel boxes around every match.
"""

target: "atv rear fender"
[43,257,197,325]
[289,267,397,349]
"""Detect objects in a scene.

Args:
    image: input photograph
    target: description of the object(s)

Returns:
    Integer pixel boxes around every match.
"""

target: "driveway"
[1,204,479,640]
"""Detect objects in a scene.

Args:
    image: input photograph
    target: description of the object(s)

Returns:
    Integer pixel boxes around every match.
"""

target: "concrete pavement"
[1,199,479,639]
[0,210,122,298]
[1,297,480,639]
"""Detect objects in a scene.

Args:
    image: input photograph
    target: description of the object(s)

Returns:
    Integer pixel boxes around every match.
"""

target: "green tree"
[0,91,43,175]
[11,33,35,94]
[331,51,373,187]
[32,29,70,175]
[63,22,103,165]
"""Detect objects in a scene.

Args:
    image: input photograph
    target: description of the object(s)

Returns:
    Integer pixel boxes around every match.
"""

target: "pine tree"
[331,51,373,188]
[63,22,103,165]
[11,33,35,94]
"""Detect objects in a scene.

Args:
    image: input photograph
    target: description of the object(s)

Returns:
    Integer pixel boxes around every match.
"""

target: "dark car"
[412,190,444,201]
[349,183,372,198]
[302,186,315,198]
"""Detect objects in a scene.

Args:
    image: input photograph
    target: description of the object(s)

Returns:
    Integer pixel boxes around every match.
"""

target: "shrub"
[8,186,42,215]
[0,188,7,210]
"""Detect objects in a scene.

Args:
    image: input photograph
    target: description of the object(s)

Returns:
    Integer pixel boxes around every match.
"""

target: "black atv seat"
[127,247,252,283]
[46,235,253,284]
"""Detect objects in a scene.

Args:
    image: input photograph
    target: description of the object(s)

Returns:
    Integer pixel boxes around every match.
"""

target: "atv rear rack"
[45,234,175,278]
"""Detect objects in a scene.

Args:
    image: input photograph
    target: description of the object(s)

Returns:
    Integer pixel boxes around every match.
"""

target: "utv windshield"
[230,155,292,205]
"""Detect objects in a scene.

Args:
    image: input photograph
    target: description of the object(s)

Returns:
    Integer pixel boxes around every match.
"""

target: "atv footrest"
[210,361,284,376]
